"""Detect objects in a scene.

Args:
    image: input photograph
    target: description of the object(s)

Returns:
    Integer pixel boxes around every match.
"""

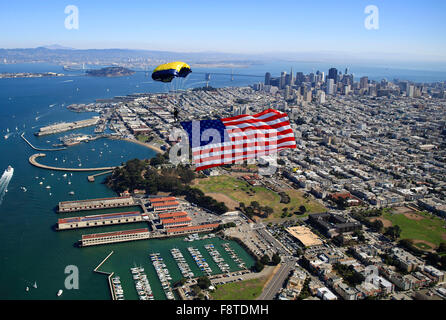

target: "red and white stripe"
[193,109,296,171]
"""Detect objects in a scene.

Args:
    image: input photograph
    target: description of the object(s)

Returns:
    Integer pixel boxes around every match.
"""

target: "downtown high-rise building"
[295,72,305,86]
[326,78,335,95]
[289,67,295,86]
[264,72,271,85]
[360,76,369,89]
[328,68,338,84]
[280,71,287,89]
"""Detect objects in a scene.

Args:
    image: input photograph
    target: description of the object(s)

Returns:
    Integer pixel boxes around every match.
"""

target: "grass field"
[194,175,326,220]
[210,277,268,300]
[382,210,446,249]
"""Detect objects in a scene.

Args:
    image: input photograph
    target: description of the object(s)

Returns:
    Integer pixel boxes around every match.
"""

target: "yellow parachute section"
[152,61,192,83]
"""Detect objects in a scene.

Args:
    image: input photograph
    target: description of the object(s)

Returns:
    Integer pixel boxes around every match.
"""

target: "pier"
[58,196,135,213]
[29,153,118,172]
[21,133,67,151]
[34,117,99,136]
[57,211,146,230]
[87,170,113,182]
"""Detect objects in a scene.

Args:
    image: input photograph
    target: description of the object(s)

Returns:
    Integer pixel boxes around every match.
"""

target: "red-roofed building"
[162,217,192,229]
[80,228,150,247]
[158,211,188,220]
[166,223,219,235]
[149,197,179,212]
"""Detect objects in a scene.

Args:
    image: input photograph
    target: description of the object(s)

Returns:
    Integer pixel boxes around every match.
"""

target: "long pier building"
[57,211,146,230]
[80,228,150,247]
[58,196,135,213]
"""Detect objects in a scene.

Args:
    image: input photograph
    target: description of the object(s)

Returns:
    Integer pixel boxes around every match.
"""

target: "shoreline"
[111,137,164,154]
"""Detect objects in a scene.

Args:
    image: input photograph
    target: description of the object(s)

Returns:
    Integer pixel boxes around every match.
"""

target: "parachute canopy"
[152,61,192,83]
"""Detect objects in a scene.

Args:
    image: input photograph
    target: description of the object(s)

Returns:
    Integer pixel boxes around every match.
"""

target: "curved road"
[29,153,118,172]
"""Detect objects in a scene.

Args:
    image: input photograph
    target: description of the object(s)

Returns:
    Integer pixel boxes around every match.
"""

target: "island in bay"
[85,66,135,77]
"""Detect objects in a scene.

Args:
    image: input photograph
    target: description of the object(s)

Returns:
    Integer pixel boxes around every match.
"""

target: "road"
[255,226,292,256]
[257,259,294,300]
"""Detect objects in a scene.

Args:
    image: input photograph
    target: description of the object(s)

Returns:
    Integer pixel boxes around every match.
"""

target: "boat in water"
[6,165,13,174]
[57,289,63,296]
[33,281,37,289]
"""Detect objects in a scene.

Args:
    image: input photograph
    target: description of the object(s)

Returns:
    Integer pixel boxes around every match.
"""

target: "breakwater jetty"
[93,251,116,300]
[29,153,118,172]
[21,133,67,151]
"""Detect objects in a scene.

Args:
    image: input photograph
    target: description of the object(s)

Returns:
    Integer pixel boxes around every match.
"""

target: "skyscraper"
[328,68,338,84]
[289,67,295,86]
[326,78,335,95]
[360,76,369,89]
[280,71,287,89]
[295,72,305,86]
[264,72,271,85]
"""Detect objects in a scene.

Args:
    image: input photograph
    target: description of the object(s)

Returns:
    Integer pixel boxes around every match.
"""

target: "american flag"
[180,108,296,171]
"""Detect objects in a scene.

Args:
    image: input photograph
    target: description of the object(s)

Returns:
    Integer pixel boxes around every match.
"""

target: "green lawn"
[136,135,149,143]
[194,175,326,220]
[210,277,267,300]
[383,211,446,248]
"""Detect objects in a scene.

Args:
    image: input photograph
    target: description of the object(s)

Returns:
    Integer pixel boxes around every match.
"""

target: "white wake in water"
[0,167,14,205]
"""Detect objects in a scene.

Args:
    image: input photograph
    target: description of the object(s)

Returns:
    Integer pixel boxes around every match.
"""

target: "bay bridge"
[63,65,264,82]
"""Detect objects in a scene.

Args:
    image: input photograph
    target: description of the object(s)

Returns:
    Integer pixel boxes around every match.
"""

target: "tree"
[264,206,274,217]
[253,261,264,272]
[250,201,260,212]
[437,242,446,254]
[371,219,384,233]
[299,205,307,215]
[385,225,401,240]
[271,253,281,265]
[440,256,446,270]
[260,254,270,265]
[197,276,211,290]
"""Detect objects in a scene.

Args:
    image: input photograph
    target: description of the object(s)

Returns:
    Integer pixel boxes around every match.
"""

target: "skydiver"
[173,108,179,122]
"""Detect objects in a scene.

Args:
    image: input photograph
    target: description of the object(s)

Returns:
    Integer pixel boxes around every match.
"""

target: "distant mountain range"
[0,46,264,67]
[1,45,445,69]
[39,44,75,50]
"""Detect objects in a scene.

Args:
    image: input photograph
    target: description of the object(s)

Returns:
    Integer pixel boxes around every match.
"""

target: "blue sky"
[0,0,445,61]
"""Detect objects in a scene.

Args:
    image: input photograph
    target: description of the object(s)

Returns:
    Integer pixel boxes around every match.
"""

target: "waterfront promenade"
[29,153,118,172]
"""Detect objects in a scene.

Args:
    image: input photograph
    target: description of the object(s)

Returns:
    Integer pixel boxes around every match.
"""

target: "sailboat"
[33,281,37,289]
[57,289,63,296]
[25,287,29,292]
